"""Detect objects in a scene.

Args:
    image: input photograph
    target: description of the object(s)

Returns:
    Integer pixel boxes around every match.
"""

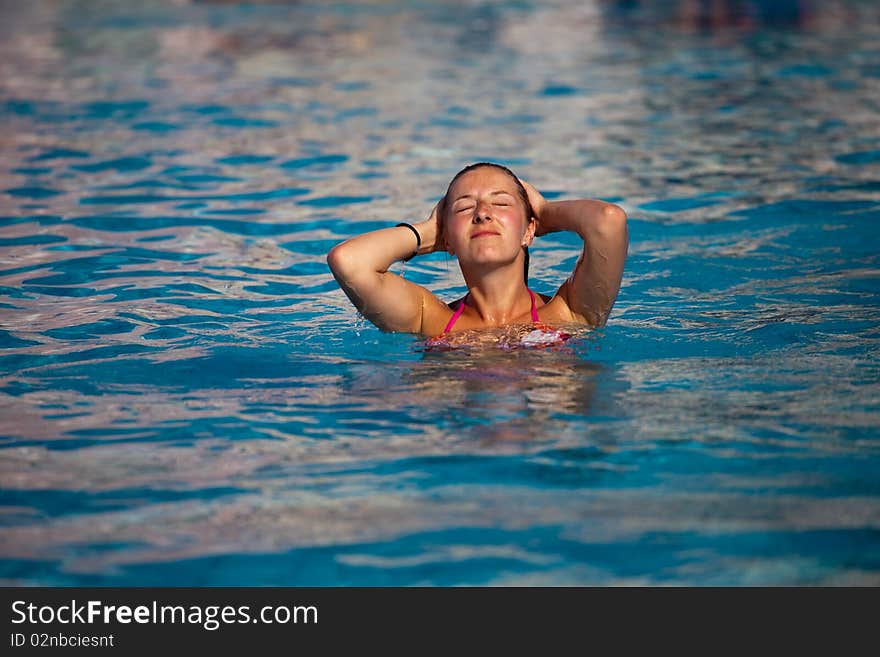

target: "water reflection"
[351,347,604,445]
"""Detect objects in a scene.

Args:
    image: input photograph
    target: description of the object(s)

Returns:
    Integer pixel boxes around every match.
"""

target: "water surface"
[1,0,879,585]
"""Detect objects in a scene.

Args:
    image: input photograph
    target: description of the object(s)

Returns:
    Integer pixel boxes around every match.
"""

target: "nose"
[474,201,492,222]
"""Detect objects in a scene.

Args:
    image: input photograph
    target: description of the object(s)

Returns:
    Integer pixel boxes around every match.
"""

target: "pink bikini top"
[426,287,571,349]
[443,287,540,332]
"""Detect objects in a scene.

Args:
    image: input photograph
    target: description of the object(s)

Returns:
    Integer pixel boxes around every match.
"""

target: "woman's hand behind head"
[518,178,548,236]
[415,201,449,255]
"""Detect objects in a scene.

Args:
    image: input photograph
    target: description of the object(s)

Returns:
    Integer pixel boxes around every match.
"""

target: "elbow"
[326,242,354,279]
[602,203,627,230]
[328,241,384,293]
[599,203,628,241]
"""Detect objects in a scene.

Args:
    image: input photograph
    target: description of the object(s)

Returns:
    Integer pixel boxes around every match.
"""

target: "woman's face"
[442,167,535,268]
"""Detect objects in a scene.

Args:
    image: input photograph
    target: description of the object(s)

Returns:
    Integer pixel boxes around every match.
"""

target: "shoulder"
[535,288,566,319]
[419,289,461,336]
[536,282,594,326]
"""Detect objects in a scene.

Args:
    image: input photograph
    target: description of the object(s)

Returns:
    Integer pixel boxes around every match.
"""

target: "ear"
[522,216,537,247]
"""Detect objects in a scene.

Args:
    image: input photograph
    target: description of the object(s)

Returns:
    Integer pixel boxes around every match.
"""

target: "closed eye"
[455,205,475,213]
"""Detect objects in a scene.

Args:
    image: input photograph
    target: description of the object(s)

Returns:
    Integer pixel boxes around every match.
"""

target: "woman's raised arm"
[326,204,443,334]
[522,181,628,327]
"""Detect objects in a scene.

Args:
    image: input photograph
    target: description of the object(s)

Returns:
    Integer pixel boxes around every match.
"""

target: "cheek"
[446,213,469,237]
[440,216,462,250]
[497,208,527,233]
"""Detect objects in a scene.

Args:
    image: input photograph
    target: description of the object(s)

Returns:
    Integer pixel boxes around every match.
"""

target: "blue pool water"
[1,0,879,585]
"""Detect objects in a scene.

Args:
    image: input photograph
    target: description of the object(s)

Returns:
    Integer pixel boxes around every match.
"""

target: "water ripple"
[1,0,879,586]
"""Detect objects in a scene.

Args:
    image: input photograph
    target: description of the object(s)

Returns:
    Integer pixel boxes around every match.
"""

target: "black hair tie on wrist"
[396,223,421,262]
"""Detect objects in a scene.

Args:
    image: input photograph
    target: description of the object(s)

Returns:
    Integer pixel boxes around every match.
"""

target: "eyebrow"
[452,190,516,203]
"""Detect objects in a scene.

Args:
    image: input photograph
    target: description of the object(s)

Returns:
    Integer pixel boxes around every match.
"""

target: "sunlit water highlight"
[1,0,878,585]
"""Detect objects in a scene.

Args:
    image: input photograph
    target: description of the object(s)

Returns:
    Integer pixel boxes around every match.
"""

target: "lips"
[471,231,500,239]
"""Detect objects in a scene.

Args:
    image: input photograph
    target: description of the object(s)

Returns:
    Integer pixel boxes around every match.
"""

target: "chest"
[423,293,574,337]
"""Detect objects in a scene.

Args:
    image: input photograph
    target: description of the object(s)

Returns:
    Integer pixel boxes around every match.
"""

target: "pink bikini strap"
[443,294,468,333]
[527,288,540,323]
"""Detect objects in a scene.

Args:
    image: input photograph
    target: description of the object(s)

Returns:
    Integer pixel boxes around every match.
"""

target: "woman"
[327,162,628,347]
